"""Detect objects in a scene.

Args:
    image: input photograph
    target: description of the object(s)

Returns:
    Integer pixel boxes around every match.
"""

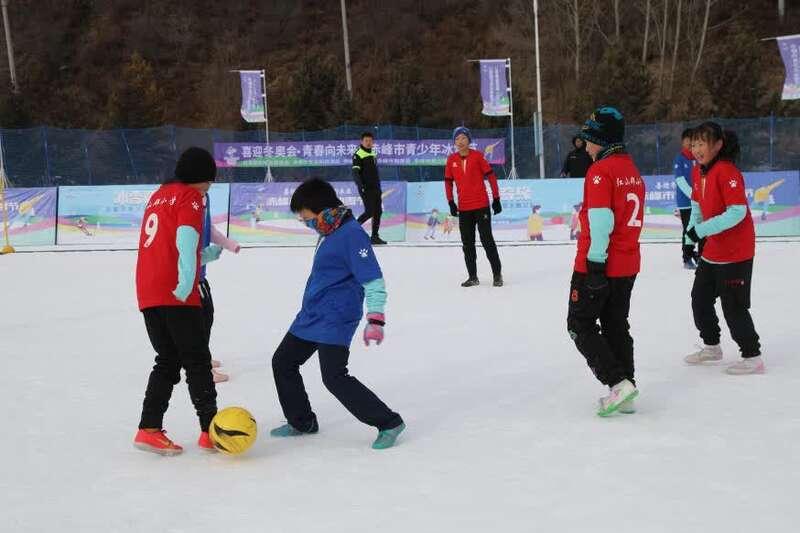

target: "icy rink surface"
[2,242,799,533]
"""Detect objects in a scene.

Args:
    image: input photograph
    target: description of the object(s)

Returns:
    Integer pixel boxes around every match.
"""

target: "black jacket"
[352,145,380,190]
[561,138,593,178]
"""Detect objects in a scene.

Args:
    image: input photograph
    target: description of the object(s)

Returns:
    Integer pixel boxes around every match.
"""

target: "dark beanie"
[578,106,625,147]
[174,147,217,183]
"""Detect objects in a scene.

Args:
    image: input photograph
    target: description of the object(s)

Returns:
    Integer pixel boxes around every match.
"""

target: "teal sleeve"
[175,226,199,297]
[694,204,747,239]
[363,277,387,314]
[587,208,614,263]
[676,176,693,198]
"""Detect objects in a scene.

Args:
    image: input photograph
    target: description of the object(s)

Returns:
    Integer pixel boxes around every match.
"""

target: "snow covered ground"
[2,241,799,533]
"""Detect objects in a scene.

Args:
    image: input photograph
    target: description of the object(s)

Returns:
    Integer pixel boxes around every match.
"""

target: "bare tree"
[659,0,670,92]
[642,0,652,63]
[667,0,682,99]
[689,0,712,88]
[614,0,621,41]
[572,0,580,82]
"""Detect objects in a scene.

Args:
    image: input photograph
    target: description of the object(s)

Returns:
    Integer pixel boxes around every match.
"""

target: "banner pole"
[261,69,273,183]
[0,131,14,254]
[533,0,546,179]
[506,58,517,180]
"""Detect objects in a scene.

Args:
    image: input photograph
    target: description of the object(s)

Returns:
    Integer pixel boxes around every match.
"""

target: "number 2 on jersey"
[143,213,159,247]
[626,193,642,227]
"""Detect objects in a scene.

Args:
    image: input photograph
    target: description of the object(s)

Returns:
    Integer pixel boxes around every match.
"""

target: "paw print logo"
[191,201,200,211]
[359,248,369,259]
[592,175,602,185]
[729,179,737,188]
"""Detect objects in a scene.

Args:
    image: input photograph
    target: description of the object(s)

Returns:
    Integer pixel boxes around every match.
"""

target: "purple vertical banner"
[778,35,800,100]
[479,60,511,116]
[239,71,266,122]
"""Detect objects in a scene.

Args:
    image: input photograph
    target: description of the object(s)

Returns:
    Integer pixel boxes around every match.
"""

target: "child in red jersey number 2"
[567,107,645,417]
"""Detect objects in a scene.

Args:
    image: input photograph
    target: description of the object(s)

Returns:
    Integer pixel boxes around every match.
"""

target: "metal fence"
[2,117,799,187]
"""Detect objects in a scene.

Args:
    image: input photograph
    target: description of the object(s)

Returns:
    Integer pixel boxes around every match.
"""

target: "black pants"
[139,306,218,431]
[692,259,761,358]
[199,278,214,345]
[567,272,637,387]
[357,187,382,237]
[271,332,402,431]
[459,207,502,277]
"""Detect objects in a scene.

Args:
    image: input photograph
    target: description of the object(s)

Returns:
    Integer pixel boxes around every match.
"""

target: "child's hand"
[363,313,385,346]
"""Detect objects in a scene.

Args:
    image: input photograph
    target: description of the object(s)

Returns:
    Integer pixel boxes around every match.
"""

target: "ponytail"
[719,129,740,162]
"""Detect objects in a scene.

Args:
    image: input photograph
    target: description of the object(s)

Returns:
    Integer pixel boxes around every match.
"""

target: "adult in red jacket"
[683,122,763,375]
[567,106,645,417]
[133,147,220,455]
[445,127,503,287]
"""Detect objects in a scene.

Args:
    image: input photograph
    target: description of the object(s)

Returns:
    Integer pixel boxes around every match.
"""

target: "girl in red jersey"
[683,123,763,375]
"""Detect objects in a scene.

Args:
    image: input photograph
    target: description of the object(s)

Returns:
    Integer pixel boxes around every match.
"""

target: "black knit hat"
[290,178,343,214]
[578,106,625,147]
[174,147,217,183]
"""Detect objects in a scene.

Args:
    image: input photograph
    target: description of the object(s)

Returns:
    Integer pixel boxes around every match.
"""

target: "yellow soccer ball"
[209,407,257,455]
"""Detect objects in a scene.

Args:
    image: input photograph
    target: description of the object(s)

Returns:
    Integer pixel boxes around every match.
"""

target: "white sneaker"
[598,379,638,417]
[725,356,765,375]
[684,344,723,365]
[618,397,636,414]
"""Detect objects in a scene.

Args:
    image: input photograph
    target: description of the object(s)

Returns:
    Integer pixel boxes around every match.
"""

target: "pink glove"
[211,226,241,253]
[363,313,385,346]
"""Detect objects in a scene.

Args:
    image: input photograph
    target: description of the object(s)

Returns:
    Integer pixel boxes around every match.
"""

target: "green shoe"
[372,423,406,450]
[269,418,318,437]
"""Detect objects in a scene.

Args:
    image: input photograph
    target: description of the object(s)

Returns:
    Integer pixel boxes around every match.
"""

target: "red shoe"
[198,431,216,452]
[134,429,183,456]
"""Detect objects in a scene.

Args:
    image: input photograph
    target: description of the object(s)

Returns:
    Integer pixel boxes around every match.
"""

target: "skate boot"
[461,277,480,288]
[597,379,638,417]
[493,274,504,287]
[371,235,387,246]
[725,356,765,375]
[134,429,183,456]
[372,423,406,450]
[684,344,723,365]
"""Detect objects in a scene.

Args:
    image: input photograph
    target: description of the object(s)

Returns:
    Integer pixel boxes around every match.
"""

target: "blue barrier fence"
[2,118,800,187]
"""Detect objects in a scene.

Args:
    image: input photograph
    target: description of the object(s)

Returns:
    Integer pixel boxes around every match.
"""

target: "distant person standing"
[561,136,593,178]
[445,126,503,287]
[352,132,386,245]
[674,128,699,269]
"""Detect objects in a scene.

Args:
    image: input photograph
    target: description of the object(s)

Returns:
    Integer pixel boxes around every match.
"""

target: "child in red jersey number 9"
[567,106,646,417]
[133,148,220,455]
[683,122,764,375]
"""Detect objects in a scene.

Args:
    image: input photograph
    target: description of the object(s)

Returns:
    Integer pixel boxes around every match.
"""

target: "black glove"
[449,201,459,217]
[685,227,700,244]
[492,198,502,215]
[585,260,609,295]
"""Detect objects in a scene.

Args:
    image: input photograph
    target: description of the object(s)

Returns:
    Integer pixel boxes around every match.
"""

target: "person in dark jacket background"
[352,132,386,245]
[674,127,699,269]
[560,136,593,178]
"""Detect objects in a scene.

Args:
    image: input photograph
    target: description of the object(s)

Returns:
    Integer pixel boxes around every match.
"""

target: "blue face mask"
[304,217,319,231]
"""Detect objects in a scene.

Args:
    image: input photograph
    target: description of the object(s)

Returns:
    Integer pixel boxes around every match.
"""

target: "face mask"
[304,216,319,232]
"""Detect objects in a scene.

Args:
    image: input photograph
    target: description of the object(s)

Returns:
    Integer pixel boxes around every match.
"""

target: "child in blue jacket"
[269,178,405,450]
